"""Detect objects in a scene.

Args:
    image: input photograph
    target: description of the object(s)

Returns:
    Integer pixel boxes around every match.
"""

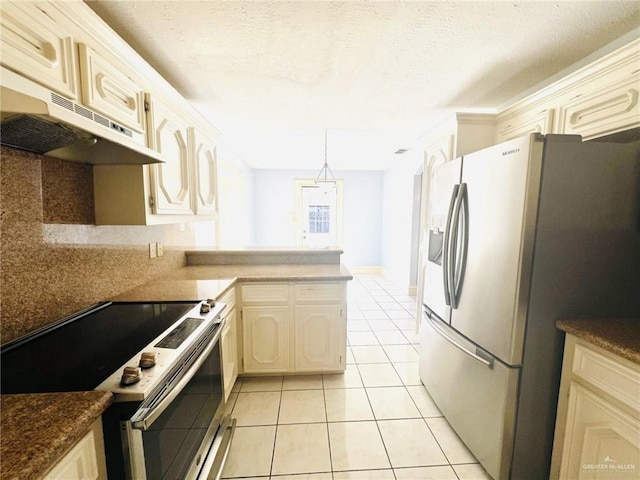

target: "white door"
[301,185,337,247]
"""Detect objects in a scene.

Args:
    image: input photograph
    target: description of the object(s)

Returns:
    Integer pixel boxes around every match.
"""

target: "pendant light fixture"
[315,129,336,191]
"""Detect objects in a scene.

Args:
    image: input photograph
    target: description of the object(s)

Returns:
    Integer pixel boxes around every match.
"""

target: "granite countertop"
[111,264,352,302]
[172,263,353,282]
[556,319,640,365]
[0,391,113,480]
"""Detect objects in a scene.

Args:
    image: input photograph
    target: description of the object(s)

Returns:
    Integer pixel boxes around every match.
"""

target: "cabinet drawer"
[572,343,640,412]
[294,283,344,303]
[241,283,289,303]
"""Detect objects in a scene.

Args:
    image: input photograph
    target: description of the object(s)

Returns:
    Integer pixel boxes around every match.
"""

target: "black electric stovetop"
[1,301,198,394]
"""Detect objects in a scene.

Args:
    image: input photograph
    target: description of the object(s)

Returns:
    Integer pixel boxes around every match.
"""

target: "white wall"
[252,169,383,267]
[217,141,256,247]
[380,150,424,292]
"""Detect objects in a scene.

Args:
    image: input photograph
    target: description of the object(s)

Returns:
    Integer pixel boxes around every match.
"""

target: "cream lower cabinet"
[242,305,290,373]
[294,305,343,371]
[551,335,640,480]
[43,418,107,480]
[240,282,346,374]
[219,287,238,402]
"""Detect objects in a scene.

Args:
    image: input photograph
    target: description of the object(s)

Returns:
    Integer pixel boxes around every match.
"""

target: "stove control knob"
[139,352,156,369]
[200,303,211,314]
[206,298,216,307]
[121,366,142,386]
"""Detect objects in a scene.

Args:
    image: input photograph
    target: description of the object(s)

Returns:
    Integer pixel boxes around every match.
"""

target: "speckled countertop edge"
[0,391,113,480]
[166,263,354,281]
[111,264,353,302]
[556,319,640,365]
[185,247,344,254]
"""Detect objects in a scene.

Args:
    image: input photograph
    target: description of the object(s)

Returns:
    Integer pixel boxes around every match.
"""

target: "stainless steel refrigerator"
[419,133,640,479]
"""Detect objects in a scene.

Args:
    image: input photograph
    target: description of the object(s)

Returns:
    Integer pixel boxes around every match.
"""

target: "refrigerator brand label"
[502,148,520,156]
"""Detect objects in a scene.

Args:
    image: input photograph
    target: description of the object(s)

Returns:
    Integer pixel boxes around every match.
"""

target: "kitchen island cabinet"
[551,319,640,480]
[109,255,353,379]
[240,282,347,374]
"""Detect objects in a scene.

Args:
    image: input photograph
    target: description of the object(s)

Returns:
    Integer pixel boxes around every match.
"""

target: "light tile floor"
[221,273,492,480]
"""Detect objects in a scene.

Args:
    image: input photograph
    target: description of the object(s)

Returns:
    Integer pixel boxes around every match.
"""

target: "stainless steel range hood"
[0,66,163,165]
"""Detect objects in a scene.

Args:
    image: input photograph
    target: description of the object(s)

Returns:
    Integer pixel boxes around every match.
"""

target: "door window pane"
[308,205,330,233]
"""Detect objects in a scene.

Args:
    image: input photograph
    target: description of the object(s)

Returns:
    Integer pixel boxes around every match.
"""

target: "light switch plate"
[149,243,157,258]
[156,242,164,257]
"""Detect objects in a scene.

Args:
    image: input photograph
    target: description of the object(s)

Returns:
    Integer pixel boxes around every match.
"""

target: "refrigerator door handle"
[442,184,460,306]
[427,314,494,369]
[451,183,469,308]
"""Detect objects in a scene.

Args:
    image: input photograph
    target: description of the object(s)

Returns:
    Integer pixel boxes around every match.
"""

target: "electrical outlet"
[149,242,157,258]
[156,242,164,257]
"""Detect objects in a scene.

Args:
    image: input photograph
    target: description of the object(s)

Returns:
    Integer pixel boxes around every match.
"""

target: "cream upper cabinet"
[496,108,554,143]
[558,73,640,140]
[0,1,78,99]
[146,94,194,215]
[497,37,639,143]
[77,43,146,134]
[191,127,219,216]
[93,110,221,224]
[551,335,640,480]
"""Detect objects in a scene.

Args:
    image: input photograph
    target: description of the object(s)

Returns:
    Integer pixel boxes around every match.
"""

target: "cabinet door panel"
[560,382,640,480]
[192,128,218,215]
[147,96,193,215]
[496,109,554,143]
[558,76,640,140]
[295,305,342,371]
[242,306,289,373]
[221,308,238,402]
[0,2,77,99]
[78,44,145,133]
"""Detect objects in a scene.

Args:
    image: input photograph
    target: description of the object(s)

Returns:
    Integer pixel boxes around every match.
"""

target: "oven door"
[122,322,236,480]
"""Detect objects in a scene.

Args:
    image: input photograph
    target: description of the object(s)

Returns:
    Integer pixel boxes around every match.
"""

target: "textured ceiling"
[86,1,640,170]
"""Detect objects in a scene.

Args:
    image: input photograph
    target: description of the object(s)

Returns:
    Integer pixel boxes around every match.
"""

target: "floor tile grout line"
[267,382,284,478]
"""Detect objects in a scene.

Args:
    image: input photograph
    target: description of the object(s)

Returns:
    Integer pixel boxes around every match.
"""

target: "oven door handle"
[130,319,225,430]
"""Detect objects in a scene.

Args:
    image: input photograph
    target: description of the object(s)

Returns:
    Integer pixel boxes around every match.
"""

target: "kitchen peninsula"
[0,248,352,479]
[112,247,353,377]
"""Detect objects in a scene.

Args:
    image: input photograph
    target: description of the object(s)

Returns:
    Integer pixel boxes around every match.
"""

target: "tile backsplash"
[1,147,215,343]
